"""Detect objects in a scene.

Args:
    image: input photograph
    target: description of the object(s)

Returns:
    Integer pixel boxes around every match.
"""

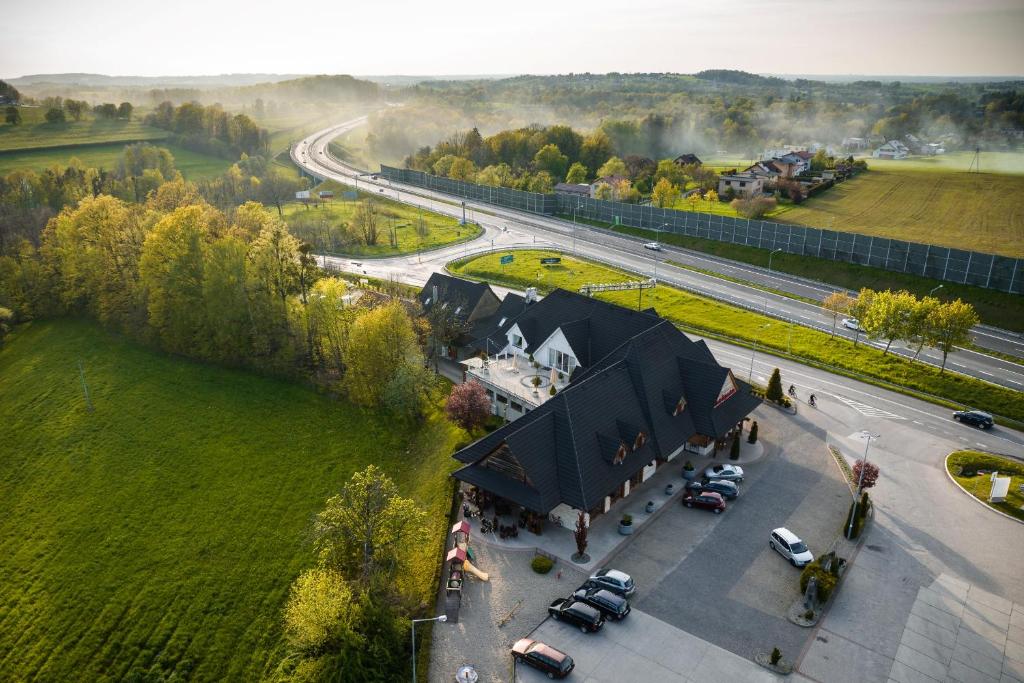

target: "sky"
[3,0,1024,78]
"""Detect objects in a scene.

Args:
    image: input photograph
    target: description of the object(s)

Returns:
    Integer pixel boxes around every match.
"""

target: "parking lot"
[606,419,851,662]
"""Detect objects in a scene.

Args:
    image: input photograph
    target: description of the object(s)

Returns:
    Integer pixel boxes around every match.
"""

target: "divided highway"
[291,118,1024,394]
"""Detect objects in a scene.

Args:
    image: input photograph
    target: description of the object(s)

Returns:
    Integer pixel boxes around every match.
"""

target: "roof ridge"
[559,390,588,512]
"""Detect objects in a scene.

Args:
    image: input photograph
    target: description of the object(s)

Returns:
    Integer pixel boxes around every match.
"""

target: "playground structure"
[445,520,488,622]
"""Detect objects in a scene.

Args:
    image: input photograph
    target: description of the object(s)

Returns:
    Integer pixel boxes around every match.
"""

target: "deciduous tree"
[596,156,628,179]
[565,162,588,184]
[344,302,426,409]
[651,177,680,208]
[446,380,491,430]
[44,107,65,124]
[4,106,20,125]
[852,459,879,490]
[822,291,853,338]
[533,144,568,180]
[927,299,978,373]
[283,567,361,654]
[862,289,917,355]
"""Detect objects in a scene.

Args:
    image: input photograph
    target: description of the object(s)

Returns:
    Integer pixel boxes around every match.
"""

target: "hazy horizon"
[3,0,1023,79]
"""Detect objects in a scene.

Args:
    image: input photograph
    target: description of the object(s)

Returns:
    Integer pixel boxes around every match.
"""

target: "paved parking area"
[516,607,812,682]
[605,414,851,663]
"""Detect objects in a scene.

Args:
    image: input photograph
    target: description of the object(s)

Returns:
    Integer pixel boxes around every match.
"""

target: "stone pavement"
[886,573,1024,683]
[517,607,815,683]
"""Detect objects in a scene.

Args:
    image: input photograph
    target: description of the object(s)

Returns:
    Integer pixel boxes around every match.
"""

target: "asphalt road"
[291,118,1024,395]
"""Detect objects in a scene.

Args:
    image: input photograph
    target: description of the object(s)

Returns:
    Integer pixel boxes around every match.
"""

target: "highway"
[290,117,1024,395]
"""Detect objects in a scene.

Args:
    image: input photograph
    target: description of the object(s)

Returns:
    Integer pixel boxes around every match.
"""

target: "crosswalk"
[833,394,906,420]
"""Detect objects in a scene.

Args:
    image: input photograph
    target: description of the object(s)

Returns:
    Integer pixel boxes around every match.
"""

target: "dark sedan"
[548,598,605,632]
[953,410,993,429]
[682,491,727,513]
[572,587,631,620]
[685,479,739,499]
[512,638,575,679]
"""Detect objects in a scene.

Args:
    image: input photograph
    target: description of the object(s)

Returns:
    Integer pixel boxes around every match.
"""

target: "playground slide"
[462,559,489,582]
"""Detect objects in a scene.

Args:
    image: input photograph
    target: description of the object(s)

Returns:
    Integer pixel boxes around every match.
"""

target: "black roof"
[469,291,528,344]
[454,320,761,514]
[674,154,702,165]
[419,272,496,323]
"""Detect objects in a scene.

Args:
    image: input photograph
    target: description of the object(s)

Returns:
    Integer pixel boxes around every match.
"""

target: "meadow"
[0,319,460,681]
[0,106,168,151]
[449,249,1024,424]
[0,142,233,179]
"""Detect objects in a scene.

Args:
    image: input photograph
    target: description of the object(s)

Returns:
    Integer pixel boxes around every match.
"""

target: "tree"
[565,162,588,184]
[313,464,428,584]
[596,156,628,179]
[574,511,589,560]
[248,215,301,309]
[533,144,568,180]
[852,459,880,490]
[703,189,719,207]
[0,306,12,347]
[5,106,21,125]
[654,158,687,187]
[651,177,680,208]
[94,103,118,120]
[747,420,759,444]
[44,107,66,124]
[528,171,554,194]
[822,292,853,338]
[448,156,477,181]
[766,367,784,403]
[283,567,360,654]
[352,199,379,246]
[580,130,613,176]
[257,171,304,218]
[908,296,941,362]
[446,381,491,430]
[729,434,741,460]
[117,102,133,120]
[593,182,614,201]
[811,149,831,172]
[345,302,426,409]
[306,277,351,374]
[862,289,917,355]
[927,299,978,373]
[847,288,876,347]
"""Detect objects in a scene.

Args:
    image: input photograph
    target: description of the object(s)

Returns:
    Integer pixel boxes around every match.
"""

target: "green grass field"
[948,450,1024,522]
[0,142,232,179]
[0,319,460,681]
[0,106,168,152]
[449,250,1024,424]
[282,184,482,257]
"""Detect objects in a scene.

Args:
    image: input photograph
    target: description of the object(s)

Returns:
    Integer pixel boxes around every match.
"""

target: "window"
[673,398,687,416]
[423,297,431,305]
[498,317,507,327]
[510,401,523,412]
[633,432,647,450]
[548,348,575,374]
[454,306,462,315]
[613,444,627,465]
[496,394,508,404]
[485,389,494,399]
[512,334,523,348]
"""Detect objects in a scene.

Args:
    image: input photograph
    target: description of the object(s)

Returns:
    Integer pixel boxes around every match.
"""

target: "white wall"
[535,326,579,373]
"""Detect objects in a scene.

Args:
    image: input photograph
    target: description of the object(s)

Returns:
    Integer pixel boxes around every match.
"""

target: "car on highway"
[572,586,631,620]
[685,478,739,499]
[583,568,636,597]
[704,463,744,482]
[842,317,863,331]
[643,242,663,251]
[511,638,575,679]
[953,409,994,429]
[682,491,727,513]
[548,598,605,632]
[769,527,814,567]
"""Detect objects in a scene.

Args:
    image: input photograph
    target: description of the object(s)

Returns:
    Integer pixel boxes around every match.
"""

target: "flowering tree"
[445,381,491,430]
[852,459,880,490]
[574,511,589,560]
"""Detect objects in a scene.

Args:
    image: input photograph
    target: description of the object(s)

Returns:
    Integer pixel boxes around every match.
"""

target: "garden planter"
[664,483,675,495]
[682,468,696,481]
[618,522,634,535]
[645,501,655,513]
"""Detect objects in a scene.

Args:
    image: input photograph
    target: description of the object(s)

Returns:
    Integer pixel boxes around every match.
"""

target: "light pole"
[411,615,447,682]
[748,323,771,381]
[764,248,783,314]
[847,431,880,538]
[653,223,668,281]
[928,284,944,297]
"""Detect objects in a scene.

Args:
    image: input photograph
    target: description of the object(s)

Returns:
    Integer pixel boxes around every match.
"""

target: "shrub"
[766,368,784,403]
[549,385,556,396]
[531,555,554,574]
[747,421,759,444]
[620,514,633,526]
[683,460,694,471]
[445,381,492,431]
[730,435,741,460]
[800,560,838,603]
[770,647,782,666]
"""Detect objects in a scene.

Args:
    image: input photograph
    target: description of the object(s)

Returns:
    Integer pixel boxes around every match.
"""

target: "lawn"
[0,106,168,152]
[947,450,1024,522]
[0,142,232,180]
[449,249,1024,424]
[282,183,482,257]
[0,319,461,681]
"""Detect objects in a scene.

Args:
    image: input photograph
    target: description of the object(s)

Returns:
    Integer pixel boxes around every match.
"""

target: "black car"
[512,638,575,679]
[572,587,631,620]
[953,410,993,429]
[685,479,739,499]
[548,598,605,632]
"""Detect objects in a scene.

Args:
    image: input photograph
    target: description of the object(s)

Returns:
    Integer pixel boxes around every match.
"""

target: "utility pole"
[847,431,879,538]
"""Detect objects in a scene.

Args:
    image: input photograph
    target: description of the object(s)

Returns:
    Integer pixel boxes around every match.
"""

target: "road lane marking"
[833,395,906,420]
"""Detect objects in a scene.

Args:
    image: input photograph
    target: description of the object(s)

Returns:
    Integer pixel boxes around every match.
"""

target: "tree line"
[145,100,267,159]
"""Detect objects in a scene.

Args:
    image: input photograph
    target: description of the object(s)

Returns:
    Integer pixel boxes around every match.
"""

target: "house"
[453,313,761,530]
[718,173,764,198]
[776,152,811,175]
[743,161,783,180]
[873,140,909,159]
[841,137,870,151]
[590,175,629,199]
[673,154,702,166]
[553,182,591,198]
[419,273,503,359]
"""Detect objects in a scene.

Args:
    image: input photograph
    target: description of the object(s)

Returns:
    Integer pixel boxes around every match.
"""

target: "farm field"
[281,184,482,257]
[0,319,459,681]
[0,106,168,151]
[0,142,233,179]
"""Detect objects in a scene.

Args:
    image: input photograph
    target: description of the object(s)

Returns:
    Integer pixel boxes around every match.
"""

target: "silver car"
[704,464,744,482]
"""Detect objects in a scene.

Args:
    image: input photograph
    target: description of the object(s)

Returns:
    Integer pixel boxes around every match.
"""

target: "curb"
[943,452,1024,526]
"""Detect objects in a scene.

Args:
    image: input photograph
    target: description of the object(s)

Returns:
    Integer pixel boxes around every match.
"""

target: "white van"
[769,527,814,567]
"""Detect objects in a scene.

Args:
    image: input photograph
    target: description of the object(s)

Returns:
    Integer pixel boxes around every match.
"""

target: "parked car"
[704,464,744,482]
[769,527,814,567]
[548,598,605,632]
[686,479,739,499]
[584,568,636,597]
[572,587,631,620]
[682,491,727,513]
[643,242,663,251]
[953,409,994,429]
[842,317,863,331]
[512,638,575,679]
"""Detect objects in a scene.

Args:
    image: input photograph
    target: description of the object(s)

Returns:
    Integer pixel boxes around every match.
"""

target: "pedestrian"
[556,569,562,580]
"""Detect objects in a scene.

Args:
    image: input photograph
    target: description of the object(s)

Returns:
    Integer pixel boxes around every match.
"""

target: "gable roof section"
[419,273,495,322]
[469,291,528,343]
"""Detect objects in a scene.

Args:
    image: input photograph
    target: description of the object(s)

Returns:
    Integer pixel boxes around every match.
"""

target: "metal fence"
[379,166,1021,293]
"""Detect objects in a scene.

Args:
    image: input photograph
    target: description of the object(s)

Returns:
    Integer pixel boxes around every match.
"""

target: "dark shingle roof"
[419,273,495,322]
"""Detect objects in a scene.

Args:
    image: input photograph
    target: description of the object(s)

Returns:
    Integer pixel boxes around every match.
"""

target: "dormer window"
[424,297,431,306]
[633,432,647,451]
[454,306,462,315]
[673,398,687,416]
[512,334,523,348]
[498,317,507,327]
[613,443,628,465]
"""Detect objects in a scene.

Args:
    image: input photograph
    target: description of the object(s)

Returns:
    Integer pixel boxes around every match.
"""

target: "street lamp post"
[411,615,447,682]
[748,323,771,382]
[847,431,880,538]
[764,248,783,314]
[928,284,944,297]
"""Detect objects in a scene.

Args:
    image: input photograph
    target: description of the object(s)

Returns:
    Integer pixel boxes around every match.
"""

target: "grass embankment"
[449,250,1024,423]
[0,319,460,681]
[282,184,482,257]
[594,221,1023,332]
[0,142,232,179]
[947,451,1024,522]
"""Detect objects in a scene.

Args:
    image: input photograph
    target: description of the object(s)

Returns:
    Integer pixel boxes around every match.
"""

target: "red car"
[682,491,726,514]
[512,638,575,679]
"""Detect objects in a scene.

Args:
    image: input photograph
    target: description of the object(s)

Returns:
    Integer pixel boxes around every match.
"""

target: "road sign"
[500,254,514,265]
[295,190,311,200]
[540,257,561,264]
